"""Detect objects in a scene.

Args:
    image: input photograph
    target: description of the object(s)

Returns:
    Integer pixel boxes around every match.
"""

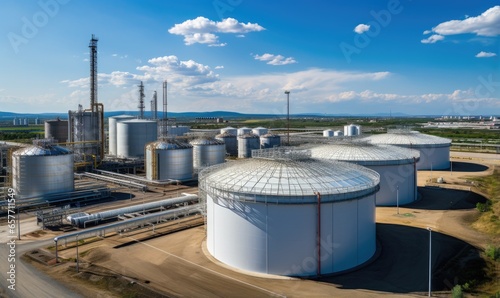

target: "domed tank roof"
[120,119,156,124]
[310,142,420,165]
[365,130,451,147]
[200,148,380,203]
[216,131,236,138]
[190,137,225,146]
[110,114,135,119]
[238,132,260,139]
[146,139,192,150]
[13,144,72,156]
[260,133,280,138]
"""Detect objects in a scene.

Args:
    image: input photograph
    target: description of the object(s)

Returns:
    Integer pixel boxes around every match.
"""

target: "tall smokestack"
[89,34,98,111]
[138,81,145,119]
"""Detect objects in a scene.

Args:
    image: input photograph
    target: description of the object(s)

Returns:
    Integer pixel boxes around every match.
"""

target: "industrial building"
[310,142,420,206]
[200,148,380,277]
[364,130,451,170]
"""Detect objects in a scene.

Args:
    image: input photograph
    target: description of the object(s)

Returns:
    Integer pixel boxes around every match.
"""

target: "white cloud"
[254,53,297,65]
[475,51,497,58]
[215,65,224,69]
[423,30,432,34]
[421,34,445,44]
[168,16,265,46]
[424,6,500,39]
[354,24,370,34]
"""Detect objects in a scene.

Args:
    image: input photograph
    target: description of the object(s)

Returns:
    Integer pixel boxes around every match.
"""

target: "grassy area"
[0,125,44,141]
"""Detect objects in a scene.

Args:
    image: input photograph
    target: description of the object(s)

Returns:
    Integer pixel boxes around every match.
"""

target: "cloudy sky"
[0,0,499,115]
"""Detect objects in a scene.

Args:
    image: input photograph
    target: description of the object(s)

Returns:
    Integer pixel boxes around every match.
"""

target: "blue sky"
[0,0,499,116]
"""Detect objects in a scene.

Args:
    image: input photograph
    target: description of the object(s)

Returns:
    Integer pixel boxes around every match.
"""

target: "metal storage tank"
[364,130,451,170]
[145,139,193,181]
[310,142,420,206]
[323,129,333,137]
[12,142,74,199]
[252,127,268,136]
[260,133,281,149]
[237,133,260,158]
[167,125,191,136]
[216,131,237,156]
[108,115,135,156]
[44,119,69,143]
[344,124,361,136]
[237,127,252,136]
[69,110,100,155]
[116,119,157,158]
[190,137,226,170]
[334,130,344,137]
[200,148,380,277]
[220,126,237,136]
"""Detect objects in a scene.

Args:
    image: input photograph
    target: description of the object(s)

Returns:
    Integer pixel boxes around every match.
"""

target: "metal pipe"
[314,191,321,276]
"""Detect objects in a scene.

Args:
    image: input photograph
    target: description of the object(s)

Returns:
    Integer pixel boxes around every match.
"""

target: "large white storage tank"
[364,130,451,170]
[344,124,361,136]
[44,119,69,143]
[323,129,333,137]
[116,119,157,158]
[260,133,281,149]
[145,139,193,181]
[200,148,380,277]
[220,126,237,136]
[310,142,419,206]
[190,137,226,170]
[252,127,268,136]
[237,133,260,158]
[216,131,237,156]
[237,127,252,136]
[108,115,135,156]
[12,142,74,199]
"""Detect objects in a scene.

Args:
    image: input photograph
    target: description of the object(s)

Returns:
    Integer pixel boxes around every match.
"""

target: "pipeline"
[80,172,147,191]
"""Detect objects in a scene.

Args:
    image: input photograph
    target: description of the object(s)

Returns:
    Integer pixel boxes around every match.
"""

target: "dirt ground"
[29,152,500,297]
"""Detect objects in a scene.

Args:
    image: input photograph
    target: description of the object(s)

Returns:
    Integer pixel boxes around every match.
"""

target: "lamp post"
[284,90,290,145]
[396,185,399,215]
[427,227,432,297]
[76,234,80,273]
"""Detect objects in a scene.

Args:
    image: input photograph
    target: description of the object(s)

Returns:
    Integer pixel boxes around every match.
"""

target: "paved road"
[0,239,83,298]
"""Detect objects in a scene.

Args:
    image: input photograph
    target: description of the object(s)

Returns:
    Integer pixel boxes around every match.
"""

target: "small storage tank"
[12,142,74,199]
[200,148,380,277]
[117,119,157,158]
[252,127,268,136]
[344,124,361,136]
[323,129,333,137]
[220,126,237,136]
[44,119,69,143]
[216,131,237,156]
[310,142,420,206]
[334,130,344,137]
[108,115,135,156]
[237,127,252,136]
[364,130,451,170]
[190,137,226,170]
[260,133,281,149]
[237,133,260,158]
[145,139,193,181]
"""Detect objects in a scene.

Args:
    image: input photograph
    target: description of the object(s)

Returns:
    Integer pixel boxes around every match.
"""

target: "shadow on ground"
[321,223,485,294]
[408,187,487,211]
[450,161,489,173]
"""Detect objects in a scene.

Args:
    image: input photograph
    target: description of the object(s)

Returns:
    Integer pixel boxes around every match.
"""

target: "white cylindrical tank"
[364,130,451,170]
[44,120,69,143]
[190,137,226,170]
[220,126,237,136]
[237,127,252,136]
[252,127,268,136]
[334,130,343,137]
[167,125,190,136]
[260,133,281,149]
[310,142,420,206]
[200,148,380,277]
[216,131,237,156]
[323,129,333,137]
[12,144,74,199]
[237,133,260,158]
[108,115,135,156]
[145,139,193,181]
[117,119,157,158]
[344,124,361,136]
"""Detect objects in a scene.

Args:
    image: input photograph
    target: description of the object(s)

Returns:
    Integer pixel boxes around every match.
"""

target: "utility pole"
[284,90,290,145]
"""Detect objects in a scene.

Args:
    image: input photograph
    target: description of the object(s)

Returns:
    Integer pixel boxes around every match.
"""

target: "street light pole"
[427,227,432,297]
[396,185,399,215]
[76,234,80,273]
[284,90,290,145]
